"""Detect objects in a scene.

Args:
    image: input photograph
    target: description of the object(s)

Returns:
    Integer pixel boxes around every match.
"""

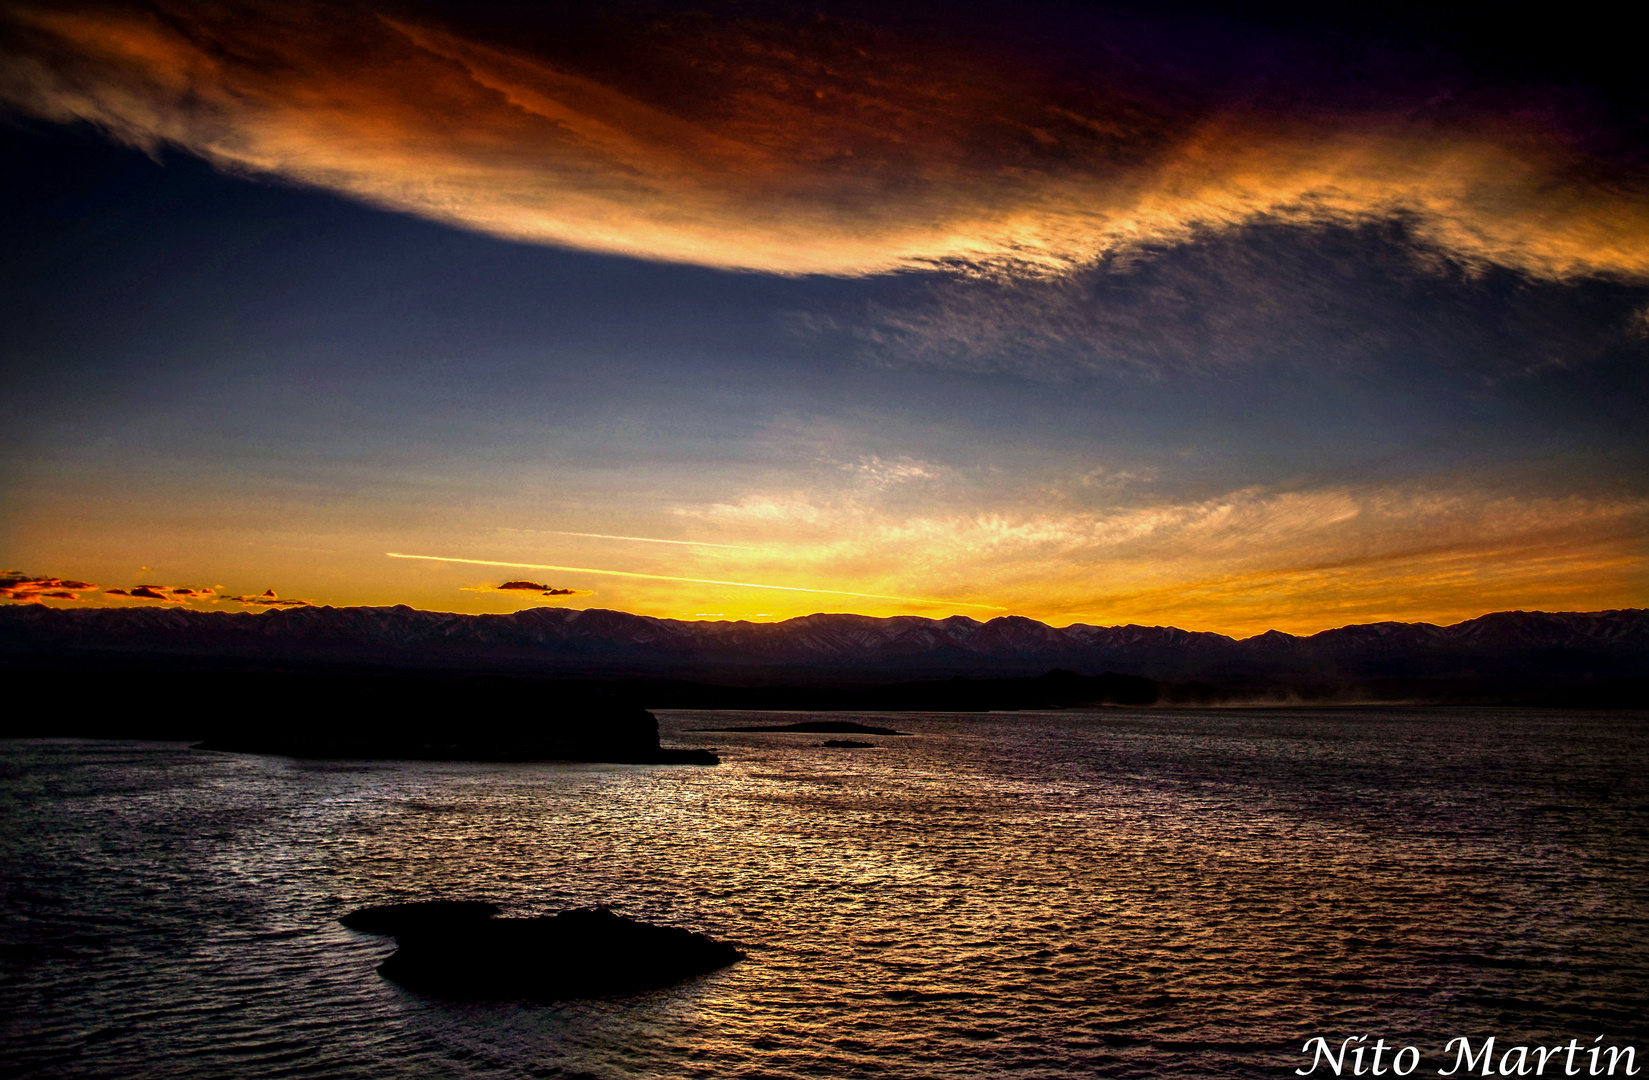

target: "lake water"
[2,708,1645,1079]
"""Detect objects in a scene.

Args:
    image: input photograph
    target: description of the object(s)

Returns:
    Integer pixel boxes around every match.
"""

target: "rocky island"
[341,901,745,999]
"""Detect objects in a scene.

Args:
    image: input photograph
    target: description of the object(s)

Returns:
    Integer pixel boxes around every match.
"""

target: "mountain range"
[2,603,1645,704]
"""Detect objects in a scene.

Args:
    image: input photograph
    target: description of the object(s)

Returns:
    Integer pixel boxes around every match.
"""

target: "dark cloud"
[2,575,220,604]
[102,584,218,601]
[495,581,590,597]
[221,589,311,607]
[1,571,97,601]
[101,585,309,606]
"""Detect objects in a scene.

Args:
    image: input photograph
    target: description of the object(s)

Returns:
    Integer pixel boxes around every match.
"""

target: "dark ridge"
[2,604,1645,708]
[341,903,745,1000]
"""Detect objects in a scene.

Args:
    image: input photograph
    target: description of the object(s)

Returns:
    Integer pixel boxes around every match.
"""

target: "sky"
[1,0,1645,635]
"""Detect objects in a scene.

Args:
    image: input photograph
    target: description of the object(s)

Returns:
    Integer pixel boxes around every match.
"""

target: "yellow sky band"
[534,530,756,550]
[385,552,1006,610]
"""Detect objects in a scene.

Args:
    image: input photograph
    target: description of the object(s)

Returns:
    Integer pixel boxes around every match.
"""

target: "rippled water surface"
[3,708,1646,1078]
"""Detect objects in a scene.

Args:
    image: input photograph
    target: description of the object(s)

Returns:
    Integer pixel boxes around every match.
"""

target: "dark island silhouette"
[192,683,719,765]
[341,900,744,999]
[10,668,719,765]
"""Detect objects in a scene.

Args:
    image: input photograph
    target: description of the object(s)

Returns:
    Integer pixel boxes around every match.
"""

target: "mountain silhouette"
[2,603,1643,707]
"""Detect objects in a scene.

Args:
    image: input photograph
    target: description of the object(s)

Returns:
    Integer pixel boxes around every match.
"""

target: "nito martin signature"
[1295,1036,1639,1076]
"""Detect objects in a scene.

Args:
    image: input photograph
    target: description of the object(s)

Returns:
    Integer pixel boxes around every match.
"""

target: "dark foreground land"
[3,660,718,764]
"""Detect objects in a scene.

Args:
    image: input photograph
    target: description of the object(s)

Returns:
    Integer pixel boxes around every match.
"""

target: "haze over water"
[3,708,1645,1079]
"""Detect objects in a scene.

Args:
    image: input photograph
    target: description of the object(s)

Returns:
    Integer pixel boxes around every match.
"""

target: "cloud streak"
[2,3,1645,282]
[385,551,1005,610]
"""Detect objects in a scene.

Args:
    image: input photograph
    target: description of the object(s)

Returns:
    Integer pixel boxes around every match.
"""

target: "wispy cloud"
[3,4,1645,282]
[673,483,1649,632]
[837,218,1649,377]
[845,456,940,488]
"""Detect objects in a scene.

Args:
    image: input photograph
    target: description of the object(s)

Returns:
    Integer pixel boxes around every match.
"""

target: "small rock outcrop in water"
[341,901,744,999]
[821,739,877,748]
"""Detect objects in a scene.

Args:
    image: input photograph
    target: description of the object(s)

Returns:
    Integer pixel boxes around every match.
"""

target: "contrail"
[529,530,756,550]
[385,552,1005,610]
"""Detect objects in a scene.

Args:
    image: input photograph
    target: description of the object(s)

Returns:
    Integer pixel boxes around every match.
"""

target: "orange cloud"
[1,4,1644,280]
[4,574,232,604]
[0,571,98,601]
[220,589,311,607]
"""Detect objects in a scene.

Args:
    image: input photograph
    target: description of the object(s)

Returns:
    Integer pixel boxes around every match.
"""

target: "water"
[2,708,1645,1079]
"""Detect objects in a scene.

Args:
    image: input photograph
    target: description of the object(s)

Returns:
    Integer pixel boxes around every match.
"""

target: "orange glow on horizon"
[3,479,1642,638]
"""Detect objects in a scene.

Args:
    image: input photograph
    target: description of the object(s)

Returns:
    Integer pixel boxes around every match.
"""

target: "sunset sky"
[1,0,1645,635]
